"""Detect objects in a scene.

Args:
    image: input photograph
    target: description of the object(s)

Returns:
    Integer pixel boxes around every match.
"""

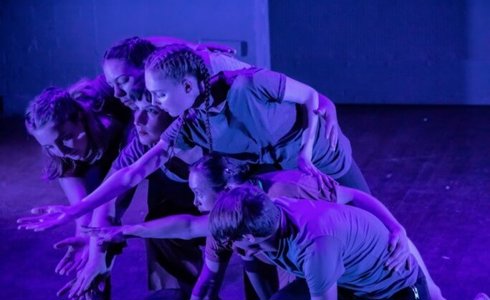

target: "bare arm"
[71,140,170,218]
[191,258,229,300]
[125,214,208,239]
[18,140,171,231]
[58,177,93,233]
[282,77,322,176]
[336,186,411,271]
[336,186,405,234]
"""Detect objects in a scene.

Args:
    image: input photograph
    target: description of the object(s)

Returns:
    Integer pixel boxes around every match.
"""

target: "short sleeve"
[232,68,286,103]
[303,236,345,297]
[204,236,233,263]
[112,136,151,171]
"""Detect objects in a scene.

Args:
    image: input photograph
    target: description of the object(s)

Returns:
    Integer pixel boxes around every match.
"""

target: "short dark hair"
[209,185,280,244]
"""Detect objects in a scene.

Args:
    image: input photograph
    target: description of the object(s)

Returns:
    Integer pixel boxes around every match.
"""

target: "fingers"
[69,275,87,298]
[17,221,54,231]
[385,242,409,272]
[388,234,399,253]
[54,236,86,249]
[69,269,100,298]
[31,205,63,215]
[56,252,74,275]
[386,254,405,272]
[75,254,89,273]
[57,278,76,297]
[16,214,46,225]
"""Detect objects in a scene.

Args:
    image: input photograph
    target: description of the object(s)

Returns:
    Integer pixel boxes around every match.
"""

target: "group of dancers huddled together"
[17,36,447,300]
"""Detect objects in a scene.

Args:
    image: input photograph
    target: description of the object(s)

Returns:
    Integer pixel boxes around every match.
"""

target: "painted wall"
[0,0,270,116]
[269,0,490,105]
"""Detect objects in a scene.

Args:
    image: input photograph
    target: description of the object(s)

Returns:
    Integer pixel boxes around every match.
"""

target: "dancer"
[209,185,430,300]
[24,79,131,298]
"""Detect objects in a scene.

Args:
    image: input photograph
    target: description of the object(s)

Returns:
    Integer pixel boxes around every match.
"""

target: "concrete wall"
[0,0,270,116]
[269,0,490,105]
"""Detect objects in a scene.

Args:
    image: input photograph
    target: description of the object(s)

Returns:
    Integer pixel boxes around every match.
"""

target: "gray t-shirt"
[161,68,352,179]
[265,198,419,298]
[205,170,338,263]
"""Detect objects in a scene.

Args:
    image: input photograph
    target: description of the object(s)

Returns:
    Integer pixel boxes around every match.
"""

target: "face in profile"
[188,170,220,213]
[133,98,171,145]
[145,70,197,117]
[31,119,89,161]
[103,59,145,110]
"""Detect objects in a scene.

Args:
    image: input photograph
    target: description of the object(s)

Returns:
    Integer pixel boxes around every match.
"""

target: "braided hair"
[190,154,250,192]
[145,44,214,153]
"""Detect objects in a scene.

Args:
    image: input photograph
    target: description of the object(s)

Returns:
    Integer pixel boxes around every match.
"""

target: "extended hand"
[57,255,110,299]
[17,205,75,231]
[54,236,89,276]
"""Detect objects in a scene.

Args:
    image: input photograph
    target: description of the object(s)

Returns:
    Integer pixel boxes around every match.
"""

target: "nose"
[193,197,200,208]
[134,110,148,126]
[114,85,126,98]
[151,97,162,109]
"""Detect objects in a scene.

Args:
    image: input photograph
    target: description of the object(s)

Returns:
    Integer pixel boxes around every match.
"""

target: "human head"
[133,93,173,145]
[144,44,210,117]
[188,154,249,213]
[25,84,108,179]
[209,185,280,249]
[103,36,156,109]
[68,75,114,112]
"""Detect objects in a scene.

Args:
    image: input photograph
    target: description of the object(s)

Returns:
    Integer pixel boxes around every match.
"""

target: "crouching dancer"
[209,186,429,300]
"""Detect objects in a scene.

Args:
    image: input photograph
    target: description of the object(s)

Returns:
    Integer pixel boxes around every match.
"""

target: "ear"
[242,234,256,243]
[182,78,193,94]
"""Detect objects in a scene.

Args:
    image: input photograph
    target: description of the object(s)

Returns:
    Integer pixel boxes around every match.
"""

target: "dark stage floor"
[1,105,489,299]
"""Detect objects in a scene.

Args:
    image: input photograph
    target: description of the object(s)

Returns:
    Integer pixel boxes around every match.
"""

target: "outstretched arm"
[191,258,229,300]
[17,140,170,231]
[87,214,209,242]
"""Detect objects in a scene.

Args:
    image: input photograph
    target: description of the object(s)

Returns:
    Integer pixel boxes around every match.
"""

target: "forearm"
[191,259,228,300]
[71,167,144,219]
[59,177,95,234]
[341,187,404,233]
[301,89,320,154]
[75,214,92,236]
[124,214,208,240]
[88,201,118,270]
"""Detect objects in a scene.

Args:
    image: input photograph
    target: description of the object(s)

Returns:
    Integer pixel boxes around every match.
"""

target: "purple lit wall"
[269,0,490,105]
[0,0,270,116]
